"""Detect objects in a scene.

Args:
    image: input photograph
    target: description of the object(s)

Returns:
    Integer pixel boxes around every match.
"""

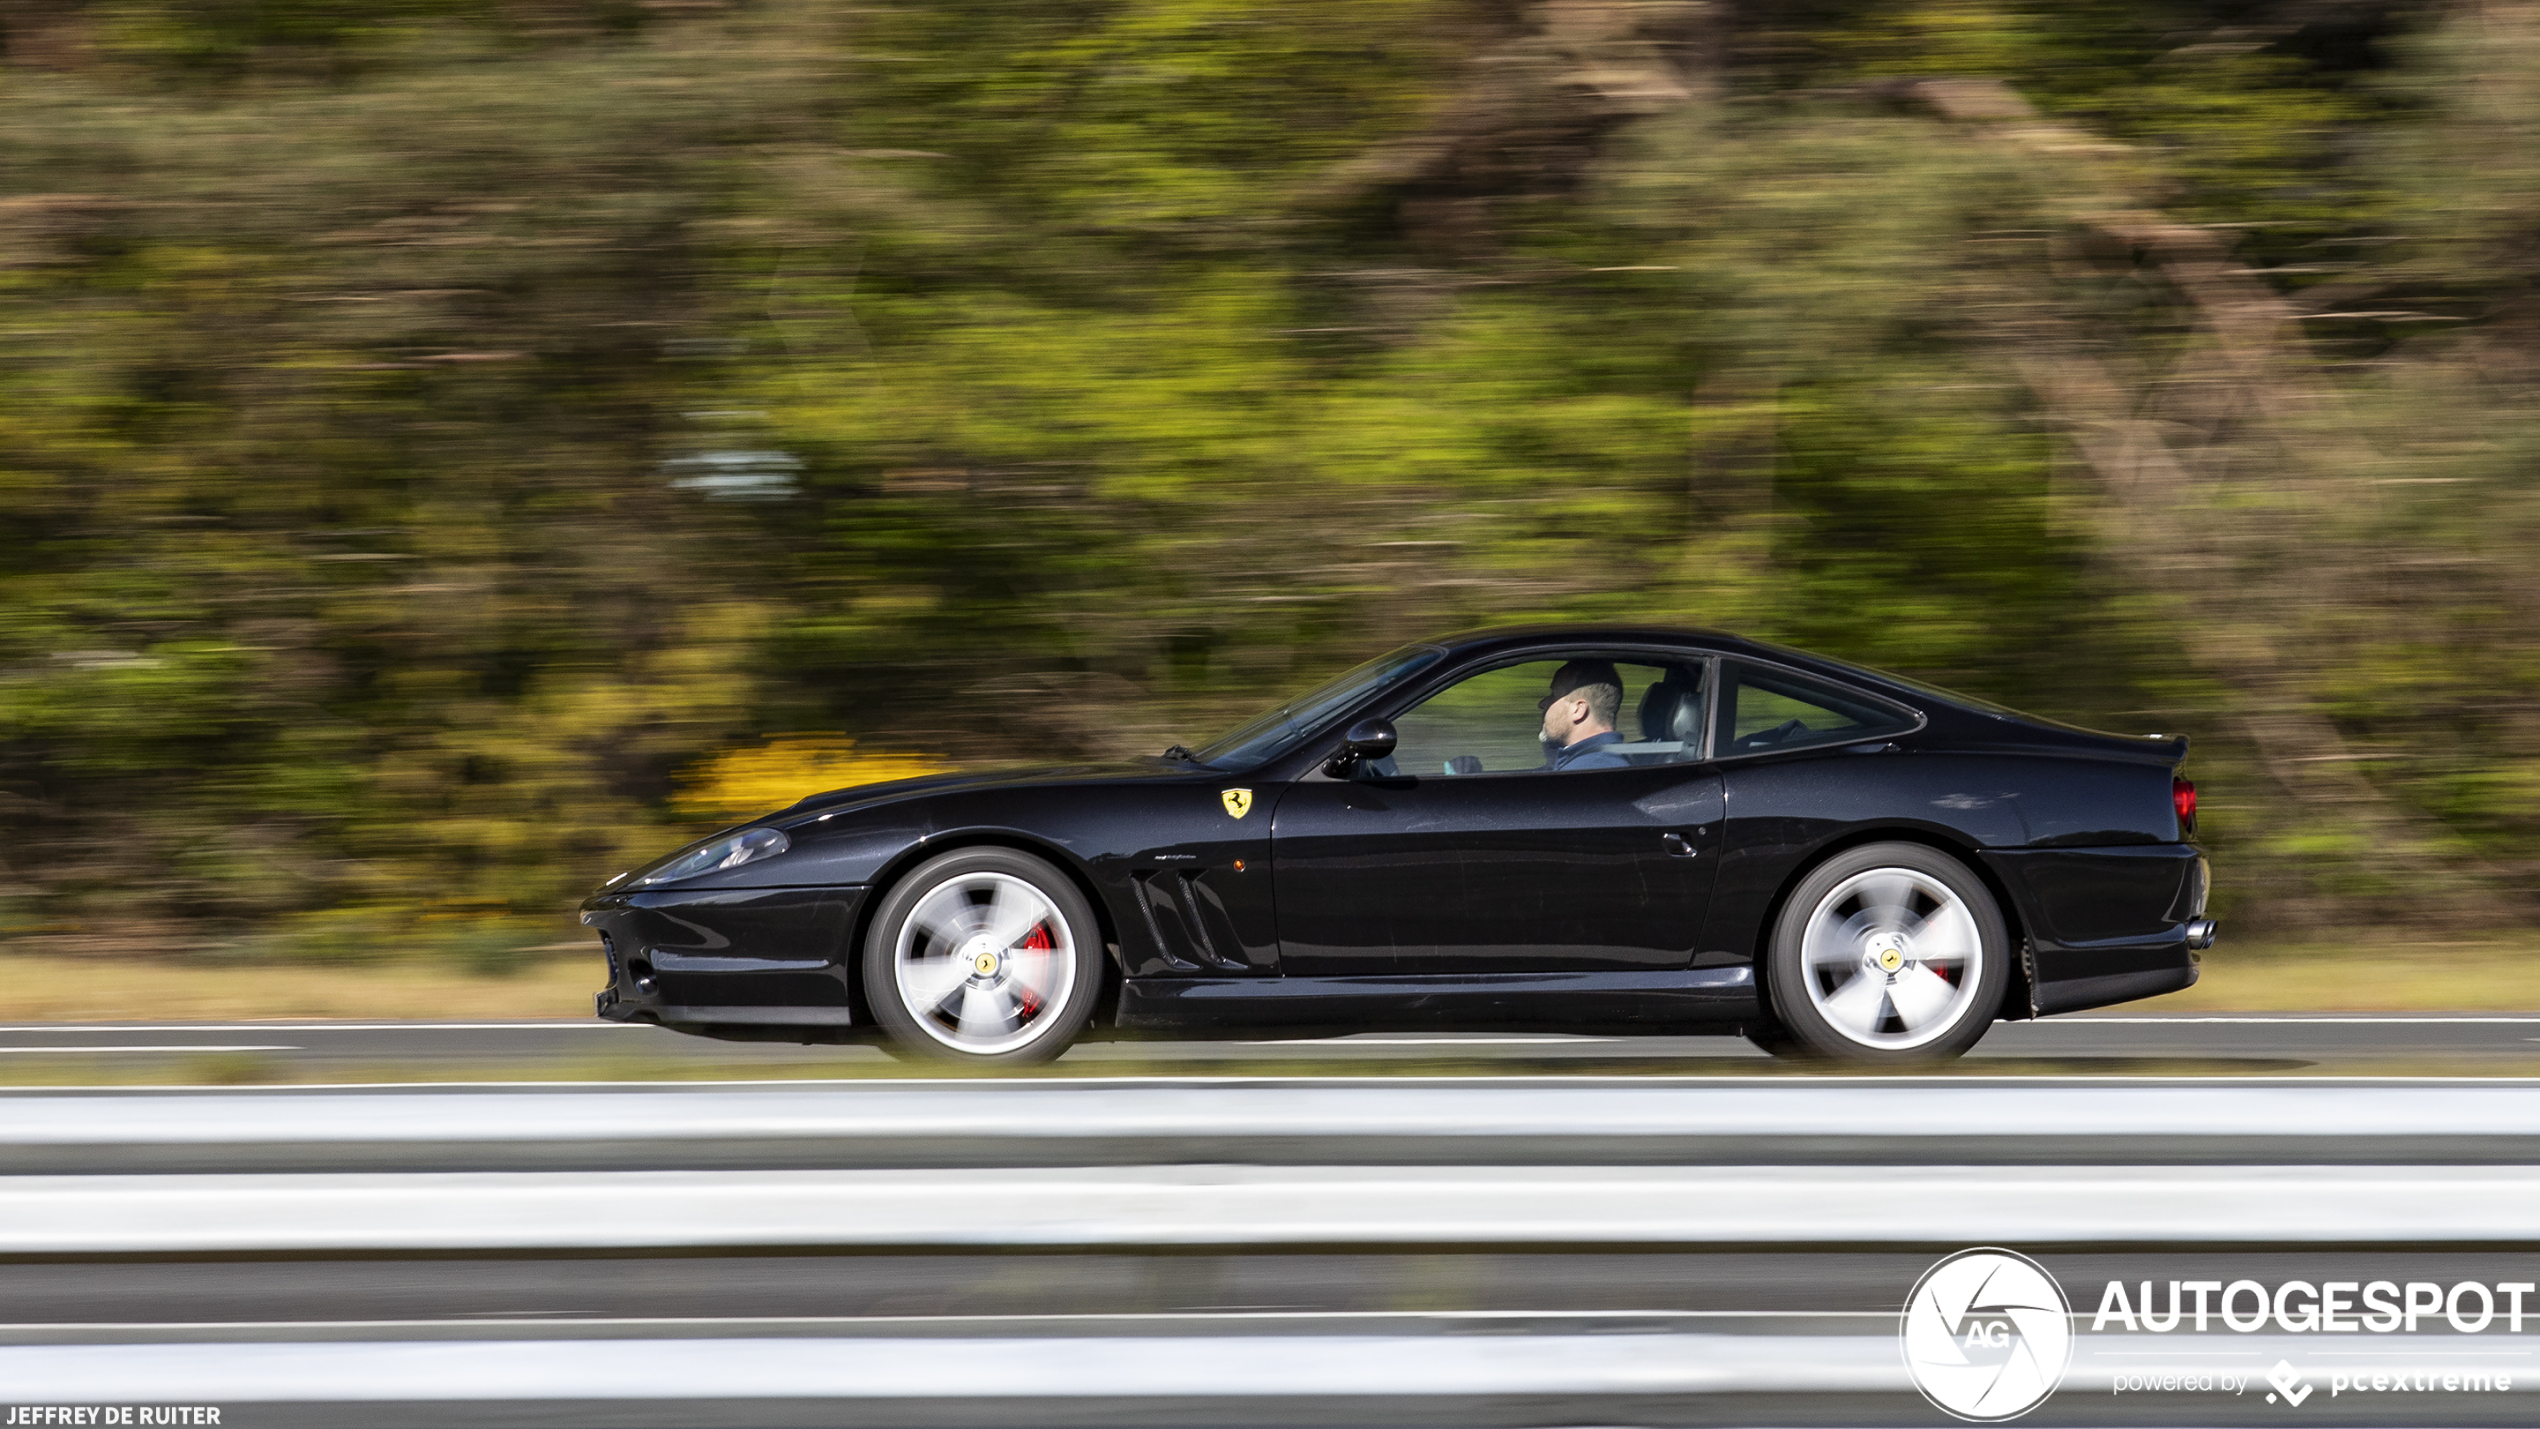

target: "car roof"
[1426,623,1774,663]
[1429,622,1740,651]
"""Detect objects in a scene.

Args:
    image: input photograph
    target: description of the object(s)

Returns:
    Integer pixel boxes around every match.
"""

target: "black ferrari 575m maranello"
[583,626,2215,1064]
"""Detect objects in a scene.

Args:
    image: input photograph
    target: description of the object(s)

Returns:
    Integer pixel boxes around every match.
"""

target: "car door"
[1697,657,1928,956]
[1269,654,1723,976]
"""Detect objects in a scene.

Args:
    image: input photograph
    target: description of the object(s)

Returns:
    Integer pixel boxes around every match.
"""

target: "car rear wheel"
[1765,842,2008,1063]
[863,847,1104,1065]
[1742,1021,1801,1058]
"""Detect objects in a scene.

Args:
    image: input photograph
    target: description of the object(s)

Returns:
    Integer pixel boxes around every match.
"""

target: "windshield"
[1190,644,1446,771]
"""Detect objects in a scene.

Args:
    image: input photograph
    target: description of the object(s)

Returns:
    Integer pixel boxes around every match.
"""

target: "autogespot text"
[2093,1277,2536,1334]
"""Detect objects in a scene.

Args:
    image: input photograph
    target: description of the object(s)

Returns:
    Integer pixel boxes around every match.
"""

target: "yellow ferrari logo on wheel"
[1221,788,1253,819]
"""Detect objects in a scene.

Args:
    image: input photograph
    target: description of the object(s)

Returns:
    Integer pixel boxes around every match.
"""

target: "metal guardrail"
[0,1334,1909,1402]
[12,1333,2536,1406]
[13,1076,2540,1173]
[12,1164,2540,1253]
[9,1078,2540,1252]
[11,1077,2540,1423]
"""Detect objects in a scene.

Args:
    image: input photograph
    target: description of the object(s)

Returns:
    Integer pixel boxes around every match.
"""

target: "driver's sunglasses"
[1537,694,1565,711]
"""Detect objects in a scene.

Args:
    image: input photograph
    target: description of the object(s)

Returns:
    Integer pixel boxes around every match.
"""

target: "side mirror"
[1326,717,1398,777]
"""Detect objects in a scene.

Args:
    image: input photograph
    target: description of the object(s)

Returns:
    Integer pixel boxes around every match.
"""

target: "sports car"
[582,625,2215,1064]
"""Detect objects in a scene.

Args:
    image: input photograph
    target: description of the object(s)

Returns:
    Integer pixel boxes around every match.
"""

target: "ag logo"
[1220,788,1253,819]
[1901,1248,2072,1422]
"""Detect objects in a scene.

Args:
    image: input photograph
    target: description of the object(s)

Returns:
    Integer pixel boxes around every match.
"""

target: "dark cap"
[1541,659,1622,708]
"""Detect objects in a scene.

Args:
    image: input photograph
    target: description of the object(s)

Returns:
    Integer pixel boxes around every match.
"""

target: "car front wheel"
[1765,842,2009,1063]
[863,847,1104,1065]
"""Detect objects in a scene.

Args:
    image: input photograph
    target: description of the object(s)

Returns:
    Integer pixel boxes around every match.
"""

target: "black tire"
[862,847,1104,1066]
[1765,842,2009,1064]
[1742,1020,1807,1059]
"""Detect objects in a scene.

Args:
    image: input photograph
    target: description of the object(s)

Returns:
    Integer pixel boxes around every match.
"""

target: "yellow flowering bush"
[677,738,954,824]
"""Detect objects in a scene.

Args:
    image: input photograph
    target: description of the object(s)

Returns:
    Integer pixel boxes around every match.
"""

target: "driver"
[1540,660,1628,771]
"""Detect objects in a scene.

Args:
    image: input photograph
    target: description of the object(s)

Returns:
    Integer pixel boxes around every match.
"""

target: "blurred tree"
[0,0,2531,961]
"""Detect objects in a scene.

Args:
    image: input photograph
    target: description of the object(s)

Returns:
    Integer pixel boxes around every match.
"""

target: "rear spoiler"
[1998,721,2189,768]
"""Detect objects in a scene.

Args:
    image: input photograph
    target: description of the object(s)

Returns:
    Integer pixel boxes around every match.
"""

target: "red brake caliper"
[1015,923,1053,1016]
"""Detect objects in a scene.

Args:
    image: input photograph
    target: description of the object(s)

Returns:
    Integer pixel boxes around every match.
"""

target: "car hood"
[588,759,1194,902]
[776,759,1188,825]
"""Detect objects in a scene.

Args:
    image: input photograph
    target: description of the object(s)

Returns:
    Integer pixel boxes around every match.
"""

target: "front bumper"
[582,883,867,1034]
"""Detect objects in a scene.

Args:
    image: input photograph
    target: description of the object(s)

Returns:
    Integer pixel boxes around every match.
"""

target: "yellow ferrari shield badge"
[1221,788,1254,819]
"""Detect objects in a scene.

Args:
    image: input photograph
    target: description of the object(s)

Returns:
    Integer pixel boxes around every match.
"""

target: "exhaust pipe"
[2185,917,2218,951]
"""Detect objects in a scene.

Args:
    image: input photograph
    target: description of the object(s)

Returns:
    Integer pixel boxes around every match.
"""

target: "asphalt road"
[0,1013,2535,1076]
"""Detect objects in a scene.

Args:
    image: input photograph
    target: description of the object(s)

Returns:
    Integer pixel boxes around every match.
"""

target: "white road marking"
[0,1045,299,1054]
[2,1308,1901,1334]
[9,1073,2540,1098]
[8,1012,2535,1032]
[1238,1036,1619,1046]
[0,1022,645,1033]
[2048,1016,2540,1024]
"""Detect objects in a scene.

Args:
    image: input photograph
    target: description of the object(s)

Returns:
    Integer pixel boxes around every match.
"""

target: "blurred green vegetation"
[1,0,2534,960]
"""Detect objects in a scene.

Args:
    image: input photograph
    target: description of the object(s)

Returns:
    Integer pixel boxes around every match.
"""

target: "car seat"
[1614,668,1704,763]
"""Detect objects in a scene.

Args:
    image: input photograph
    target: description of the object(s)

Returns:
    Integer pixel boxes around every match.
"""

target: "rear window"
[1717,661,1916,756]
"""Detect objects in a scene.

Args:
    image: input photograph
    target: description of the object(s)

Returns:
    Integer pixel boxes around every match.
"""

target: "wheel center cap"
[957,937,1003,978]
[1865,935,1907,974]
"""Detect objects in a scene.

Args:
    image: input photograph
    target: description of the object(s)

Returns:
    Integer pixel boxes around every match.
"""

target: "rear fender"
[1747,826,2034,1027]
[1981,843,2205,1014]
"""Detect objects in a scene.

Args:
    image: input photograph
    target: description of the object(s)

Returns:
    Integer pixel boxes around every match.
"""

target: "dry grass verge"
[2136,933,2540,1013]
[0,952,598,1022]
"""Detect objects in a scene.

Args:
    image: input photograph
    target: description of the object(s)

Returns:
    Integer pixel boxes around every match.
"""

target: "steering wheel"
[1735,718,1809,751]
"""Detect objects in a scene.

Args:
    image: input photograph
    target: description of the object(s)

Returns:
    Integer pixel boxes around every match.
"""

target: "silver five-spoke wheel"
[895,872,1074,1055]
[865,848,1102,1063]
[1800,867,1982,1051]
[1764,842,2008,1062]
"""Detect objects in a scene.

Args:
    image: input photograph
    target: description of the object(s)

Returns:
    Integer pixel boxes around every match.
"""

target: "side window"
[1718,661,1914,756]
[1382,656,1707,776]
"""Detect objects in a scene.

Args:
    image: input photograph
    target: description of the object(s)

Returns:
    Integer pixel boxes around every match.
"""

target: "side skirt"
[1115,968,1757,1037]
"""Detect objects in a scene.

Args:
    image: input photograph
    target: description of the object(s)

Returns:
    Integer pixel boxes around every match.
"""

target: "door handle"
[1661,833,1697,858]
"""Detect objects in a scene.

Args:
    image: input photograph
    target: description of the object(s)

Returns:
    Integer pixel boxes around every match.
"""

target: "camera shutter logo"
[1902,1248,2074,1421]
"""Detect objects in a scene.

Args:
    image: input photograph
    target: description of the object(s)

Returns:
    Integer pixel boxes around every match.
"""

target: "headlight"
[638,826,791,886]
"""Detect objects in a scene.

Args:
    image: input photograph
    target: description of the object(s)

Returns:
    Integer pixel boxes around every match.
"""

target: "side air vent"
[1130,869,1252,973]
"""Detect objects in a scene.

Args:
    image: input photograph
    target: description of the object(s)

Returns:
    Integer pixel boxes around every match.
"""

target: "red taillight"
[2173,776,2198,833]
